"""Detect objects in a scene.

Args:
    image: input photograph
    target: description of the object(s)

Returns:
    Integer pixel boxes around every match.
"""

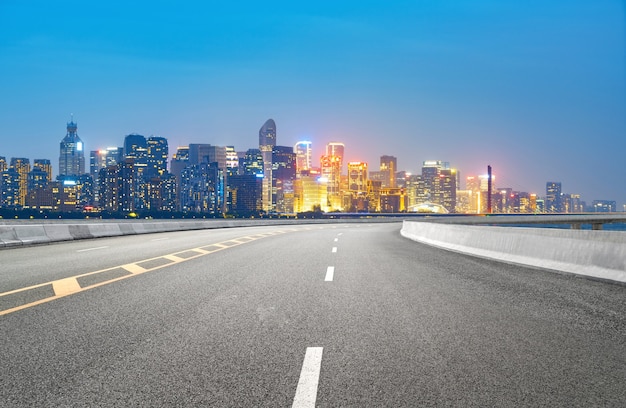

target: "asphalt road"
[1,222,624,407]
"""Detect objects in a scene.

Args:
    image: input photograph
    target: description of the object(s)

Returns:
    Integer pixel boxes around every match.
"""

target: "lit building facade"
[59,120,85,177]
[273,145,296,214]
[294,175,329,213]
[294,141,312,174]
[380,155,397,188]
[546,181,562,213]
[180,162,224,214]
[146,136,169,177]
[259,119,276,212]
[10,158,30,207]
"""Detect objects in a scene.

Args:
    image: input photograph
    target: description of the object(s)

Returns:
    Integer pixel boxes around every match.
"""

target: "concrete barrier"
[0,218,396,249]
[401,221,626,284]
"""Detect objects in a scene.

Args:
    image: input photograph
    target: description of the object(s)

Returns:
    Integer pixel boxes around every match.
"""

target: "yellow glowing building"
[294,175,329,213]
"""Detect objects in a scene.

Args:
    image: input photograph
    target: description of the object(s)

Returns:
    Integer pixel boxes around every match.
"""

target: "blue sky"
[1,1,624,206]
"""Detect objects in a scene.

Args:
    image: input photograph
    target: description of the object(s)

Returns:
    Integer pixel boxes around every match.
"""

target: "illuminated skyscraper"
[259,119,276,212]
[146,136,168,177]
[59,120,85,177]
[546,181,562,213]
[90,147,123,179]
[273,145,296,213]
[419,161,457,213]
[10,157,30,206]
[0,157,6,172]
[325,142,344,169]
[348,162,368,192]
[294,141,312,174]
[225,146,239,174]
[29,160,51,193]
[123,134,148,173]
[380,155,397,188]
[33,159,52,184]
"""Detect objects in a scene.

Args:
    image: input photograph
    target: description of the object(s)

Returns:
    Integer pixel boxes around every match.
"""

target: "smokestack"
[487,165,492,214]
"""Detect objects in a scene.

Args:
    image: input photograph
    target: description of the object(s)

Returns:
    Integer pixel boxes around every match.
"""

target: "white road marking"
[292,347,324,408]
[77,246,109,252]
[338,233,343,236]
[332,247,337,253]
[325,266,335,281]
[150,237,169,242]
[334,238,338,242]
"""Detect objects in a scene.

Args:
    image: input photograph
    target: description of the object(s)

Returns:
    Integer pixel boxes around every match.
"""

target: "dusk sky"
[1,1,624,206]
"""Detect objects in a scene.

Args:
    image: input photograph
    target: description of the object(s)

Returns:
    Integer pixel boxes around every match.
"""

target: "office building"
[294,141,313,174]
[273,145,296,213]
[180,162,224,214]
[59,120,85,177]
[9,158,30,207]
[146,136,169,177]
[546,182,562,213]
[380,155,397,188]
[259,119,276,212]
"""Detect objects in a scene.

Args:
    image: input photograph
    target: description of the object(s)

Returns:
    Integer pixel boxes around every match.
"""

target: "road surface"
[1,222,624,406]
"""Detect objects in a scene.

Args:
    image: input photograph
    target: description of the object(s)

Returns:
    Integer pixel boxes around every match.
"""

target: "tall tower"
[10,157,30,206]
[326,142,345,172]
[59,119,85,176]
[546,182,562,213]
[380,155,397,188]
[294,141,312,174]
[146,136,169,176]
[259,119,276,212]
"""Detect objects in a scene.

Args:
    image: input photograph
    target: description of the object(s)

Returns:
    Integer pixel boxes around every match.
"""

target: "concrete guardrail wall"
[401,220,626,284]
[0,218,394,249]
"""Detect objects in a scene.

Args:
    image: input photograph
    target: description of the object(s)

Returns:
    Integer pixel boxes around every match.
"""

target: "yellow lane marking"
[164,255,185,262]
[52,278,81,296]
[0,230,292,316]
[122,264,147,275]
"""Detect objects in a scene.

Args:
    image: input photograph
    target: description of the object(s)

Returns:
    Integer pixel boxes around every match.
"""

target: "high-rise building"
[239,149,264,176]
[326,142,344,169]
[90,148,123,179]
[294,141,312,174]
[59,120,85,177]
[294,175,328,213]
[320,154,342,210]
[33,159,52,183]
[259,119,276,212]
[591,200,616,212]
[188,144,226,169]
[28,165,49,193]
[10,158,30,207]
[380,155,397,188]
[348,162,368,192]
[0,157,7,172]
[1,168,20,207]
[180,162,224,214]
[90,148,123,208]
[546,182,562,213]
[273,145,296,214]
[146,136,168,177]
[419,161,457,213]
[227,174,263,215]
[123,134,148,175]
[225,146,239,174]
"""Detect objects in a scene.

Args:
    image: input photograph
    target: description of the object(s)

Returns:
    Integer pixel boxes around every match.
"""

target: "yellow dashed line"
[0,230,294,316]
[52,278,81,296]
[163,255,185,262]
[122,264,148,275]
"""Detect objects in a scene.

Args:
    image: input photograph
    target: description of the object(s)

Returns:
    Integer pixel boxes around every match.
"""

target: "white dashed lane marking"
[292,347,323,408]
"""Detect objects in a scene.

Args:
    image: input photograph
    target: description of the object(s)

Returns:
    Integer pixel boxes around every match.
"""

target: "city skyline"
[0,117,618,211]
[1,1,624,205]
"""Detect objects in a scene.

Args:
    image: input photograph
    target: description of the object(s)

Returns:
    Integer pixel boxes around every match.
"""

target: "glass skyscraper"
[59,120,85,177]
